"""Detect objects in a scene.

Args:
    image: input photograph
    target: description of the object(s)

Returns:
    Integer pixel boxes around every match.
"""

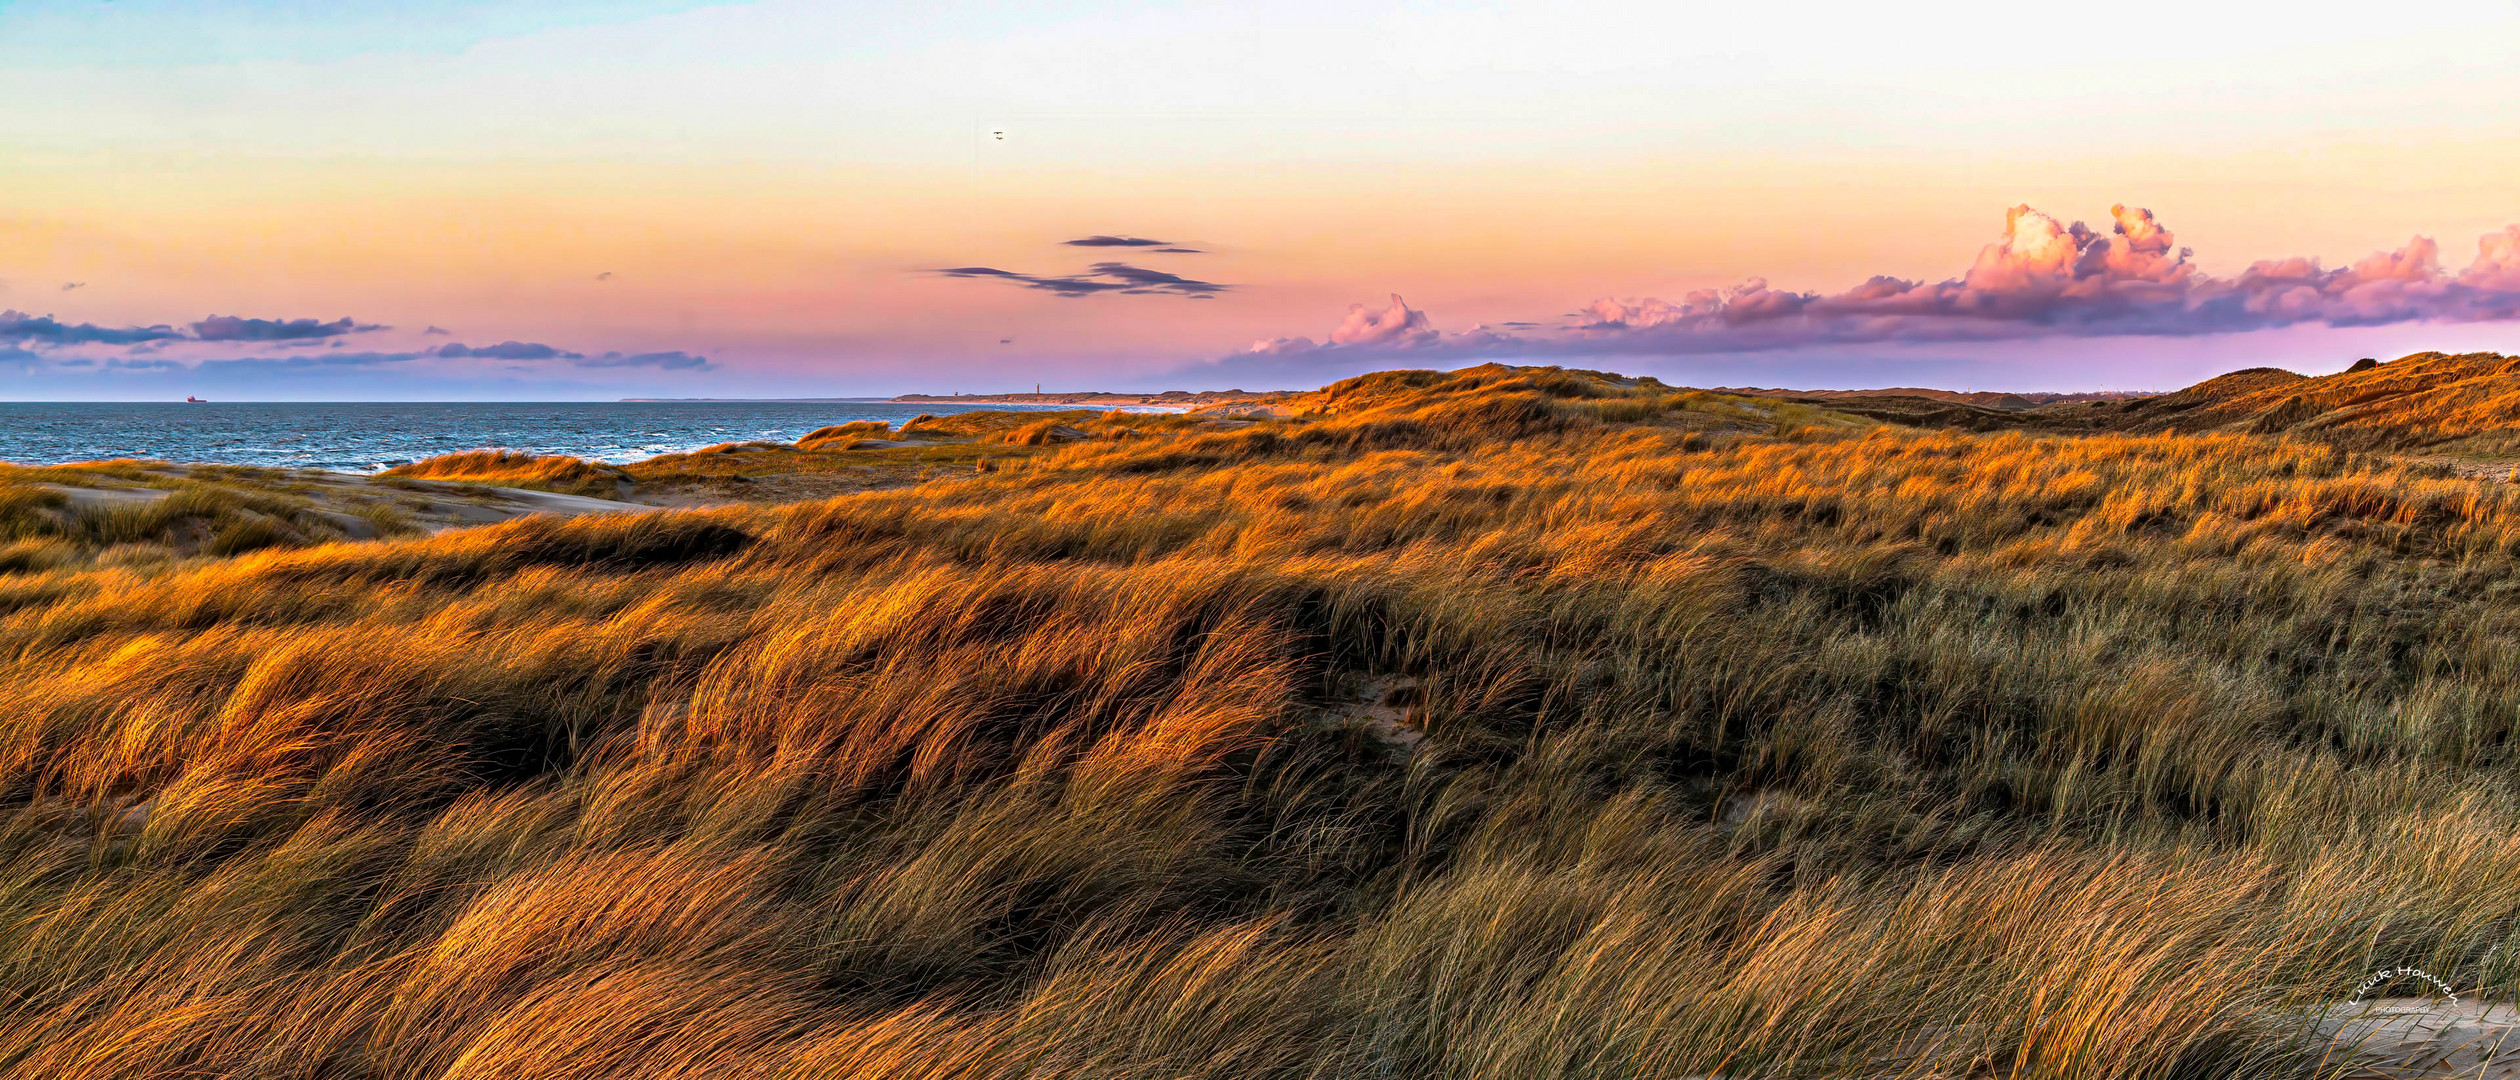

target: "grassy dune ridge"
[379,450,632,498]
[1,461,422,572]
[3,364,2518,1076]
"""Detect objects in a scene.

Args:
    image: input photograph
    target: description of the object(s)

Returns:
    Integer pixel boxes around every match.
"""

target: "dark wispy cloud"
[1242,205,2520,360]
[194,352,435,374]
[60,282,85,292]
[576,350,711,370]
[1,310,184,346]
[1088,262,1227,297]
[2,310,398,350]
[423,325,453,335]
[433,340,581,360]
[427,340,707,369]
[938,261,1228,298]
[191,314,385,341]
[1060,235,1204,254]
[11,316,713,378]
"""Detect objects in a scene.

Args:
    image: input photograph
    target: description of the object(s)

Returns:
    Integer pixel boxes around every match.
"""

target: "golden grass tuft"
[994,419,1089,446]
[381,450,629,497]
[796,420,894,449]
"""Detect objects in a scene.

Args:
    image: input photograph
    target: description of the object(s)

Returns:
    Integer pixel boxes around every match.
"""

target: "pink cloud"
[1328,293,1438,346]
[1249,292,1441,354]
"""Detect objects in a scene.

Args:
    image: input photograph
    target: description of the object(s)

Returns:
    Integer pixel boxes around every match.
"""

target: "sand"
[2314,998,2520,1078]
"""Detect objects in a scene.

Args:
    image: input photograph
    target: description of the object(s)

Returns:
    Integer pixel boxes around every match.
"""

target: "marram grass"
[2,363,2517,1077]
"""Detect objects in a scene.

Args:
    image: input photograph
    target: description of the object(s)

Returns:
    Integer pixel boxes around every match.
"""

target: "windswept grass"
[796,420,895,449]
[9,363,2520,1076]
[0,463,378,570]
[381,450,630,498]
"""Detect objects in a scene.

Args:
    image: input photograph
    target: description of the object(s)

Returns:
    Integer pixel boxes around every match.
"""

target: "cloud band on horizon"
[1,310,387,347]
[1249,205,2520,359]
[1,315,710,375]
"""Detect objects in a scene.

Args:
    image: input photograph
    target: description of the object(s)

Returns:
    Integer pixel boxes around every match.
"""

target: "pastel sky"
[7,0,2520,400]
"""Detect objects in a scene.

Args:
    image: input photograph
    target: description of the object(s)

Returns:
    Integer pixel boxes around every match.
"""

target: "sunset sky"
[7,0,2520,399]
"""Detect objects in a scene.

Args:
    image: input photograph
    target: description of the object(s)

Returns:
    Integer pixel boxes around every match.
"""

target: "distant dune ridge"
[1716,387,2143,410]
[2027,351,2520,450]
[889,387,1298,407]
[1707,351,2520,454]
[15,358,2520,1075]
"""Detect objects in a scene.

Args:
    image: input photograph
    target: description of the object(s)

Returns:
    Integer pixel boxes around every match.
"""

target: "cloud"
[577,350,711,370]
[595,271,614,281]
[423,325,453,335]
[1087,262,1227,296]
[938,265,1129,297]
[1,310,391,349]
[938,261,1229,298]
[13,326,713,378]
[0,310,183,346]
[1056,235,1205,253]
[1330,293,1438,346]
[1242,205,2520,361]
[409,339,710,369]
[1252,294,1440,353]
[433,340,583,360]
[192,352,434,374]
[190,314,385,341]
[60,282,84,292]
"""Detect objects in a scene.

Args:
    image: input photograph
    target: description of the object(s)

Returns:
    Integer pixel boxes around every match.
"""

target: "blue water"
[0,400,1107,472]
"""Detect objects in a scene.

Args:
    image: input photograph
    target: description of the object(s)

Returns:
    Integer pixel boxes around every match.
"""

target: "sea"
[0,400,1111,473]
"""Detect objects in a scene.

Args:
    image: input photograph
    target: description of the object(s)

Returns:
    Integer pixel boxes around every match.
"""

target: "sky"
[5,0,2520,400]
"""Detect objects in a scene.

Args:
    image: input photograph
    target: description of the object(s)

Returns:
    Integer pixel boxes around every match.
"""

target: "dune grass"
[2024,351,2520,459]
[0,461,383,570]
[5,363,2520,1076]
[381,450,631,498]
[796,420,896,450]
[627,410,1222,498]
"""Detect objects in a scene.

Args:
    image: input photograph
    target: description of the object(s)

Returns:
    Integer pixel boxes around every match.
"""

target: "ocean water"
[0,400,1104,472]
